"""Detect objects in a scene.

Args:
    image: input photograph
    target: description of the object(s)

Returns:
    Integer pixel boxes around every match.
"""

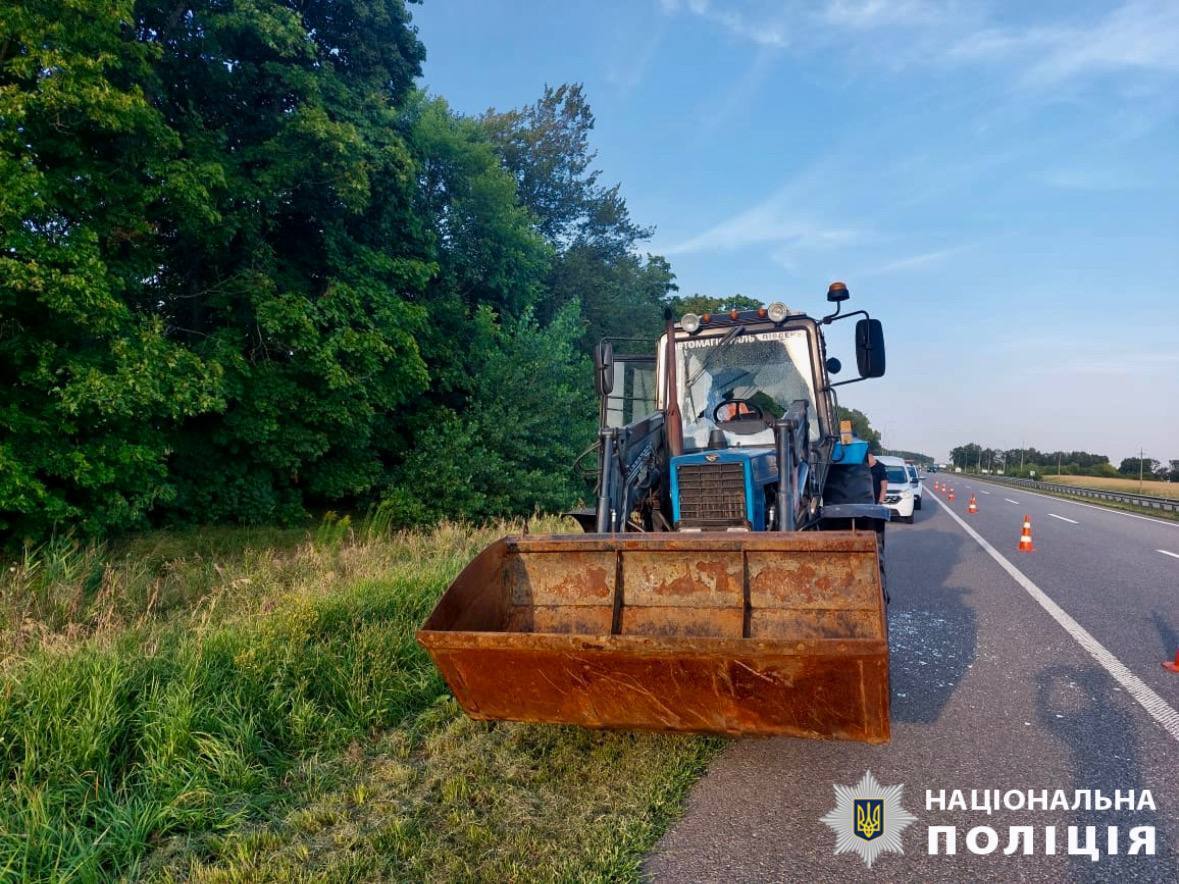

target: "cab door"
[598,345,658,429]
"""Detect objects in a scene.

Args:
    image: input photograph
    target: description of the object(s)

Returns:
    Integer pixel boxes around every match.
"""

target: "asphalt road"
[646,477,1179,882]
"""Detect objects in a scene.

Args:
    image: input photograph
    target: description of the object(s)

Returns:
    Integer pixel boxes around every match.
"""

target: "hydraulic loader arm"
[595,411,666,532]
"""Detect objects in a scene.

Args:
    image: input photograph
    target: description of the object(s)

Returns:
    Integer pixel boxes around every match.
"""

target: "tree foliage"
[482,84,677,346]
[942,442,1159,478]
[666,294,762,315]
[882,449,933,466]
[2,3,669,541]
[1118,457,1159,478]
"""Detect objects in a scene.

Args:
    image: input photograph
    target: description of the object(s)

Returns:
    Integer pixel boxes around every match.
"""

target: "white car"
[877,455,915,522]
[905,463,923,510]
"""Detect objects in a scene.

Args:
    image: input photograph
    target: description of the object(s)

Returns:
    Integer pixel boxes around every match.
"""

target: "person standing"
[866,451,888,504]
[865,449,890,602]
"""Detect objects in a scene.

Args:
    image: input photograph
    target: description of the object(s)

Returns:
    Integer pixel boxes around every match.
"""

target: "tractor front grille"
[676,462,749,529]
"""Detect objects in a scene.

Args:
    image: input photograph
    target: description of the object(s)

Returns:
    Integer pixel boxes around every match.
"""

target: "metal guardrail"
[953,474,1179,514]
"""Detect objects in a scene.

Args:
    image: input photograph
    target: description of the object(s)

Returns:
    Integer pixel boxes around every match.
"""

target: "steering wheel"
[712,398,765,423]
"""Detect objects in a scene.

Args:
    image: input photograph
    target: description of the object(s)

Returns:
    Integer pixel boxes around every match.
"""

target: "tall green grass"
[0,519,717,881]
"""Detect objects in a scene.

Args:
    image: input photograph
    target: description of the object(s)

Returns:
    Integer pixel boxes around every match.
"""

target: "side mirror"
[593,340,614,397]
[855,318,886,378]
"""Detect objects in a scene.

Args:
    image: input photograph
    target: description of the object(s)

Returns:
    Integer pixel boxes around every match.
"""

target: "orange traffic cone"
[1018,515,1035,552]
[935,481,942,493]
[948,488,956,502]
[968,495,977,515]
[1164,650,1179,673]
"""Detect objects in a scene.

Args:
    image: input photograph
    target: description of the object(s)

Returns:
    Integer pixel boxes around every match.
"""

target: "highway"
[647,477,1179,882]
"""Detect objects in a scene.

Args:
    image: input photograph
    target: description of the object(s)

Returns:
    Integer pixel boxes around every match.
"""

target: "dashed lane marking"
[1048,513,1079,524]
[1004,498,1020,505]
[970,479,1179,529]
[929,492,1179,743]
[1158,550,1179,560]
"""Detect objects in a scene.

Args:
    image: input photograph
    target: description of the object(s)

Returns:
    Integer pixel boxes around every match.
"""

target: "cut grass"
[0,519,720,882]
[150,701,717,883]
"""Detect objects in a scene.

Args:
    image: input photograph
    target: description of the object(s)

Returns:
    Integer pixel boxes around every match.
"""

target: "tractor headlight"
[681,313,701,334]
[767,302,790,323]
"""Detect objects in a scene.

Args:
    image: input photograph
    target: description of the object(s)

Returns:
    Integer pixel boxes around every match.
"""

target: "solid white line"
[929,492,1179,743]
[1158,549,1179,560]
[1048,513,1079,524]
[1004,498,1020,505]
[971,479,1179,529]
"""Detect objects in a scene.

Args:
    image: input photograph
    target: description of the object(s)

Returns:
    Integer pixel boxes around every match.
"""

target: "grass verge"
[0,519,720,881]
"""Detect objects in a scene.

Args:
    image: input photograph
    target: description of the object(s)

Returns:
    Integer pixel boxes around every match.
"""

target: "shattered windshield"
[677,328,819,450]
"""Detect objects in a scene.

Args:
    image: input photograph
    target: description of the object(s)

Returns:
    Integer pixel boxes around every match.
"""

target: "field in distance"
[1044,474,1179,499]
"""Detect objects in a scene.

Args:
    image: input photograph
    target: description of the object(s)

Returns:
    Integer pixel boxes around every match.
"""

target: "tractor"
[418,282,893,742]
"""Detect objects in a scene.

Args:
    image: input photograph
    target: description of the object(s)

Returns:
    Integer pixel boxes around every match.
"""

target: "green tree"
[950,443,982,471]
[141,0,434,524]
[882,449,934,467]
[383,95,595,522]
[2,4,653,541]
[1,0,225,538]
[1119,457,1158,478]
[666,294,762,315]
[385,303,595,525]
[482,84,676,346]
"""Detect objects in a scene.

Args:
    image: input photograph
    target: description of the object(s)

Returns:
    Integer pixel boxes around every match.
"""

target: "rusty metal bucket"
[416,532,889,742]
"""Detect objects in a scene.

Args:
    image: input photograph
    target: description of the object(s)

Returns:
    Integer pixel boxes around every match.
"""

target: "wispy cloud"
[820,0,952,30]
[661,204,857,256]
[657,0,1179,85]
[861,246,966,276]
[606,27,666,92]
[659,162,860,258]
[657,0,789,48]
[949,1,1179,85]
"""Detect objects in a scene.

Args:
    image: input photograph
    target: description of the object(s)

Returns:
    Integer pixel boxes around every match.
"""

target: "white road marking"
[1004,498,1020,505]
[971,479,1179,529]
[1158,549,1179,560]
[929,492,1179,743]
[978,489,991,495]
[1048,513,1079,524]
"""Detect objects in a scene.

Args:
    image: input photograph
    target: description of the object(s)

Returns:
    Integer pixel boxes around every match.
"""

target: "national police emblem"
[820,771,917,868]
[854,798,884,841]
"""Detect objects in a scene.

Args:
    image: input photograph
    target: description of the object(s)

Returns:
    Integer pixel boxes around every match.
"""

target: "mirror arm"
[821,308,869,326]
[828,375,871,389]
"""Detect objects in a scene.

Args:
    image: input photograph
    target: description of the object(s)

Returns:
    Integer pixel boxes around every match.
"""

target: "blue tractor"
[418,283,894,742]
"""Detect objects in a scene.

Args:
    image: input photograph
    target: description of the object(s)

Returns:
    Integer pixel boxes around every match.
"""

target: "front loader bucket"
[416,532,889,742]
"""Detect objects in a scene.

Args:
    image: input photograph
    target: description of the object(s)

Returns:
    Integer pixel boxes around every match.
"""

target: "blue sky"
[411,0,1179,464]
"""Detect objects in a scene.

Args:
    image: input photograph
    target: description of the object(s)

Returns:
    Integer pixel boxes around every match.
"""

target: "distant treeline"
[882,449,934,466]
[948,444,1178,481]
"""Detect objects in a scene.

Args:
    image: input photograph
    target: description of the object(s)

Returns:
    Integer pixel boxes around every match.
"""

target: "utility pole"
[1020,441,1025,472]
[1057,451,1061,479]
[1140,447,1145,494]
